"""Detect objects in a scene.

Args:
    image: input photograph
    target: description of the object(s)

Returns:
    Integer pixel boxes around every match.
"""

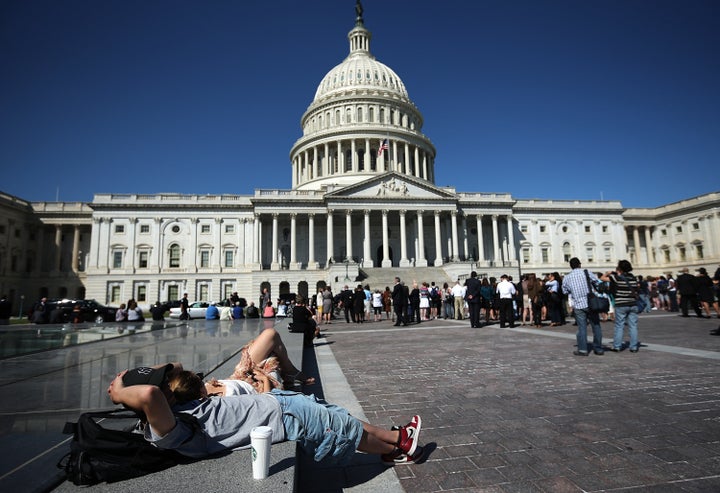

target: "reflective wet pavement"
[0,317,280,492]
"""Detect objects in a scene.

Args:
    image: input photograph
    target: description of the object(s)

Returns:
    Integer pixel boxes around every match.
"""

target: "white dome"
[312,25,410,104]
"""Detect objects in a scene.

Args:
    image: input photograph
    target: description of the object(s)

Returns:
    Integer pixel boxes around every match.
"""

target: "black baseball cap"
[122,364,174,387]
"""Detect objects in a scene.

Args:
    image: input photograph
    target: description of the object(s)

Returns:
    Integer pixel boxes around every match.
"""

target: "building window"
[171,225,180,233]
[115,225,125,234]
[15,228,21,238]
[199,284,209,302]
[520,225,528,233]
[140,224,150,234]
[562,226,568,233]
[604,246,612,262]
[562,242,572,262]
[602,226,608,233]
[200,250,210,268]
[225,224,235,234]
[522,247,530,263]
[169,244,180,268]
[663,249,670,262]
[111,285,121,304]
[201,224,211,234]
[137,285,147,302]
[224,250,234,268]
[585,225,591,233]
[168,285,179,303]
[540,225,546,233]
[224,284,233,300]
[138,251,149,268]
[586,247,594,263]
[692,222,700,231]
[696,244,704,259]
[679,246,686,261]
[541,247,549,263]
[676,226,682,234]
[660,229,667,236]
[0,225,5,234]
[112,251,123,269]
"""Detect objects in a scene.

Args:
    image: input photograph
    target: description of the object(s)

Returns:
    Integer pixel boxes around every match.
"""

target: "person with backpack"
[107,363,425,467]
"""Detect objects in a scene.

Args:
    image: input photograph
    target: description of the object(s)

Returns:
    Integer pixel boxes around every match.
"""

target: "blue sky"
[1,0,718,208]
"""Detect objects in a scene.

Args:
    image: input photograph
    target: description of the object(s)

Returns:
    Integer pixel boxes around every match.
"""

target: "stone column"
[399,210,409,267]
[90,218,101,269]
[307,214,318,270]
[253,214,260,266]
[290,213,298,269]
[345,210,353,262]
[392,140,399,173]
[313,147,318,179]
[364,138,370,171]
[326,210,334,265]
[434,211,443,266]
[451,211,459,261]
[151,218,161,271]
[476,215,485,262]
[351,140,357,172]
[644,226,653,265]
[417,210,427,267]
[72,225,81,272]
[213,218,222,269]
[190,218,199,273]
[337,141,344,174]
[363,210,373,267]
[382,210,391,267]
[415,147,421,178]
[492,215,500,264]
[271,213,279,270]
[324,143,330,176]
[54,224,62,272]
[632,226,641,266]
[506,215,516,262]
[462,213,469,261]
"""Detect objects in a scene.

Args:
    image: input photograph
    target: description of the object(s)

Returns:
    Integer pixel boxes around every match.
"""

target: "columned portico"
[434,211,443,266]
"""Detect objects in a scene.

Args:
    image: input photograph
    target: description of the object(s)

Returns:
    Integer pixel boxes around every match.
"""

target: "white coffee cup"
[250,426,273,480]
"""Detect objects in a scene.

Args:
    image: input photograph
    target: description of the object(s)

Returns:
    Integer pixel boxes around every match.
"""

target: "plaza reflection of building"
[0,5,719,309]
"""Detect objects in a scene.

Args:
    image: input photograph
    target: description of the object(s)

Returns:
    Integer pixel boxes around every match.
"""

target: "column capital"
[308,212,315,219]
[399,209,406,216]
[272,212,279,219]
[417,209,424,216]
[382,209,389,216]
[215,218,223,224]
[346,209,353,216]
[363,209,371,216]
[290,212,297,219]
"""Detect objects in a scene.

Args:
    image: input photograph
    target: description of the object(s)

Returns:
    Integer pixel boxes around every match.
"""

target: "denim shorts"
[270,389,363,465]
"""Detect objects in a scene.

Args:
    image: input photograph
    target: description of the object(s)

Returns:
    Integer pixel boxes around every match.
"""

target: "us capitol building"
[1,6,719,308]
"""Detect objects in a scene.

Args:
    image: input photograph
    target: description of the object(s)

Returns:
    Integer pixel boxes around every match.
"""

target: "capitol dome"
[289,6,436,191]
[312,25,411,105]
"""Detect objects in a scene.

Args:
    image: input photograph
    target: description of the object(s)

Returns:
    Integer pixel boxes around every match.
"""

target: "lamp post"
[344,258,350,282]
[19,295,24,319]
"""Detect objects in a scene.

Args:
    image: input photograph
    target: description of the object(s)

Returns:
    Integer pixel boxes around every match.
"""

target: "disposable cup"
[250,426,273,480]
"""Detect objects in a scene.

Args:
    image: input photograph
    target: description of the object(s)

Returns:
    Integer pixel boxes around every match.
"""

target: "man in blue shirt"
[205,303,219,320]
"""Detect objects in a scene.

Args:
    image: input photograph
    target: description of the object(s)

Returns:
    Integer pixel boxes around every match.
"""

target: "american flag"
[377,139,389,158]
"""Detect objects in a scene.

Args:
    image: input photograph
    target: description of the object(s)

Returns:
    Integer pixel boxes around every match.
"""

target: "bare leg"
[356,422,400,455]
[247,328,299,374]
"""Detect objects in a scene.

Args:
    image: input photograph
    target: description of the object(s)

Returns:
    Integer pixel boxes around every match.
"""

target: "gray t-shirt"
[146,393,285,458]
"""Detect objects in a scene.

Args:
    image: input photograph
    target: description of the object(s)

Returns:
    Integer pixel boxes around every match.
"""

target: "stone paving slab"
[310,311,720,492]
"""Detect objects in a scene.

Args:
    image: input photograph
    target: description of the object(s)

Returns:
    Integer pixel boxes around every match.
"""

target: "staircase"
[358,266,454,289]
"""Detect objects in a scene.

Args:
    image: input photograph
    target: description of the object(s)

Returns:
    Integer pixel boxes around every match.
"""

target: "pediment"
[325,172,456,200]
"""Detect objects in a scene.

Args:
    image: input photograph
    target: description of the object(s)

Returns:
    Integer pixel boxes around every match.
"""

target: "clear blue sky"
[1,0,718,208]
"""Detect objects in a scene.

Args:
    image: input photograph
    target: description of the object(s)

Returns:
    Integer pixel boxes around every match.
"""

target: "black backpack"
[58,408,193,485]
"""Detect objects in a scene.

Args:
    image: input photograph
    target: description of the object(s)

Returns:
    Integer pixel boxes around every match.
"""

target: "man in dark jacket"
[465,271,482,328]
[392,277,408,326]
[676,267,702,317]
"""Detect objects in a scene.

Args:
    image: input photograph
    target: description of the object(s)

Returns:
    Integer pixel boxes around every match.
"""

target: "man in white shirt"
[451,280,466,320]
[495,274,517,328]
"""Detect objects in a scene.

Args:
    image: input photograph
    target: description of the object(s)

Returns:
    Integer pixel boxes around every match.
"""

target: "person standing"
[603,260,640,352]
[337,285,354,323]
[451,280,465,320]
[696,268,720,318]
[562,258,604,356]
[465,271,482,328]
[392,277,408,326]
[322,286,334,324]
[150,301,166,321]
[676,268,702,317]
[179,293,190,320]
[0,294,11,325]
[495,275,516,328]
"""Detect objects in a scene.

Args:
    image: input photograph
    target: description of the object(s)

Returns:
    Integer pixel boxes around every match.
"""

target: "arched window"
[357,107,363,123]
[168,244,181,268]
[369,107,375,122]
[562,242,572,262]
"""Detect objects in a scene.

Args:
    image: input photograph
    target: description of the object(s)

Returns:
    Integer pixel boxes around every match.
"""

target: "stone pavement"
[3,310,720,492]
[301,311,720,492]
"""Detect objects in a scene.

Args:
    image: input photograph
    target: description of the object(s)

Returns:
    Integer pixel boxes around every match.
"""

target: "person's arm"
[249,369,272,393]
[107,370,177,436]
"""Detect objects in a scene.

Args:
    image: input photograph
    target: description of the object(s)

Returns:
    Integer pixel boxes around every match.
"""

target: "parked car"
[169,301,212,320]
[45,299,118,324]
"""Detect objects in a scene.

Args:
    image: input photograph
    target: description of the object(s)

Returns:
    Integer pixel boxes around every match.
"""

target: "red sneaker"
[397,415,422,456]
[381,446,425,466]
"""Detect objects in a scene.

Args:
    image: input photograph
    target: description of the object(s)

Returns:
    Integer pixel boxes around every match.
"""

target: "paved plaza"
[300,310,720,492]
[1,310,720,492]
